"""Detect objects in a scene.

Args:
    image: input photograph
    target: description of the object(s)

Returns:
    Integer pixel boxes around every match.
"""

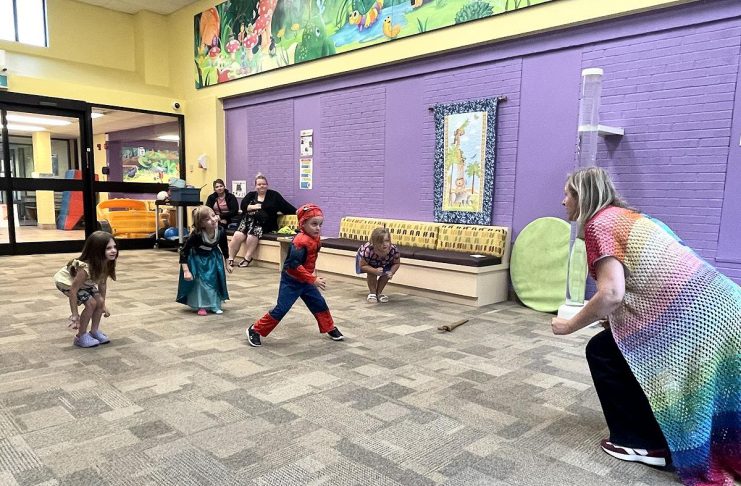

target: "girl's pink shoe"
[197,308,207,316]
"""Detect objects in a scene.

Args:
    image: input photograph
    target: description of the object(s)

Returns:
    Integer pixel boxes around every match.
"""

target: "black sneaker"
[246,326,262,347]
[327,328,344,341]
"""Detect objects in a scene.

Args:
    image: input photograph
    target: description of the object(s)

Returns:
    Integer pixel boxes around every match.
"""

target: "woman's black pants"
[585,329,668,450]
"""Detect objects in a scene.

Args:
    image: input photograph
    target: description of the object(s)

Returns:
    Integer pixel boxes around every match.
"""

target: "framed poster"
[433,97,500,224]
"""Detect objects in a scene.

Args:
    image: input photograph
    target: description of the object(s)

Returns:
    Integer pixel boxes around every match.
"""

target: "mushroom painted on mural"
[226,37,241,61]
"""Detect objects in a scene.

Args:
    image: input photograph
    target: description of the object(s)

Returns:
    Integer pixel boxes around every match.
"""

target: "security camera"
[172,101,181,110]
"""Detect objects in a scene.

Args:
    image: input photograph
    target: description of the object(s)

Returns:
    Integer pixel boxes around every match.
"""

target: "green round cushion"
[510,217,586,313]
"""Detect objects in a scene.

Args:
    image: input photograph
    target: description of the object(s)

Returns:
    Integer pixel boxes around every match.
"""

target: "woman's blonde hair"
[370,227,391,247]
[191,206,215,234]
[567,166,630,234]
[255,173,268,185]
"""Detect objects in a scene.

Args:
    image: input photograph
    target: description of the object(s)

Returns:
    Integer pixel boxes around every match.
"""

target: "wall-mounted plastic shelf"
[578,124,625,137]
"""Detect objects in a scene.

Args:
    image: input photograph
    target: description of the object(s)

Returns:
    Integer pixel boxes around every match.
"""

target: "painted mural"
[194,0,556,88]
[122,147,180,183]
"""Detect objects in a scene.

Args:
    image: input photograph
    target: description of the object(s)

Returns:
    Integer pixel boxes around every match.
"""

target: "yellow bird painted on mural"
[383,16,401,38]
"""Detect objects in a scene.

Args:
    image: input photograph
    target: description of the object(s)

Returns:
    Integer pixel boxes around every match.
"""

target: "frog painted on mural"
[295,17,336,63]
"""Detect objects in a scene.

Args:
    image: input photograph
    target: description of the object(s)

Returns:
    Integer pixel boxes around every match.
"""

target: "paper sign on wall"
[300,129,313,157]
[300,158,312,190]
[232,180,247,198]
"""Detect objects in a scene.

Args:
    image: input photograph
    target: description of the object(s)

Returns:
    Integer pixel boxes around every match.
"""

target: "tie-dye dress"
[584,206,740,486]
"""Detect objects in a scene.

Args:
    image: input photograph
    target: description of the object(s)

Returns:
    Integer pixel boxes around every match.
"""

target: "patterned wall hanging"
[433,96,500,225]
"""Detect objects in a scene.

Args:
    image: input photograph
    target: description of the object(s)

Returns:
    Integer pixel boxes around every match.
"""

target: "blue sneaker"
[74,333,100,348]
[89,330,110,344]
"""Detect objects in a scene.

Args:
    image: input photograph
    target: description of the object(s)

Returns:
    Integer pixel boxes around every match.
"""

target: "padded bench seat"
[321,237,501,266]
[232,215,511,306]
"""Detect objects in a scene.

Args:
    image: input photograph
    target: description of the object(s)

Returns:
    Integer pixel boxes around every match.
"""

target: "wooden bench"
[238,216,511,307]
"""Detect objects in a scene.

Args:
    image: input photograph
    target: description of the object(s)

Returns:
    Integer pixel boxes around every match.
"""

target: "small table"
[154,200,202,249]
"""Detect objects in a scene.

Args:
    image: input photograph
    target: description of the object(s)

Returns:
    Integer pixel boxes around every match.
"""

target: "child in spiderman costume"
[246,203,344,347]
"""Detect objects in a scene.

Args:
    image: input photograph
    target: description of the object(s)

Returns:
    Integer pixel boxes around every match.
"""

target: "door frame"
[0,92,182,254]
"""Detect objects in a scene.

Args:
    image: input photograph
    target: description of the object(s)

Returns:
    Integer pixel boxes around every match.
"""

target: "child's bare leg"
[89,294,105,334]
[365,273,378,293]
[375,275,390,295]
[76,298,97,338]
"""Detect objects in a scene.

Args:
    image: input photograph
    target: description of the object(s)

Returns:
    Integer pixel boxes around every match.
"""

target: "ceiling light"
[6,123,47,132]
[157,134,180,141]
[91,112,104,119]
[7,114,72,126]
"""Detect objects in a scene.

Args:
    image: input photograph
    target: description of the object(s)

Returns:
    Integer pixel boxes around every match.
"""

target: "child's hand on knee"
[68,315,80,329]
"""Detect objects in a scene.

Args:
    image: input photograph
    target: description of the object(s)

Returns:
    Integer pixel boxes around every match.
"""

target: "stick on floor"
[437,319,469,332]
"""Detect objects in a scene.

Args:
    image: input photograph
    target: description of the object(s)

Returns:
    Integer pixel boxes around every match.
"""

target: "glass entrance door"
[0,106,88,254]
[0,93,184,255]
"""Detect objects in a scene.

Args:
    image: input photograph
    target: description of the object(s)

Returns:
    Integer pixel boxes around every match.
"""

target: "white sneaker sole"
[601,445,666,467]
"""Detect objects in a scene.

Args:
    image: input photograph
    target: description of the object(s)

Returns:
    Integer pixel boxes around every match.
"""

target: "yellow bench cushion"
[383,219,439,249]
[338,217,385,241]
[436,224,508,257]
[277,214,299,231]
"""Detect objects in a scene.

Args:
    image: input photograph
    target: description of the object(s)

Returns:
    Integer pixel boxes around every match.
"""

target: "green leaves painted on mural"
[454,1,494,24]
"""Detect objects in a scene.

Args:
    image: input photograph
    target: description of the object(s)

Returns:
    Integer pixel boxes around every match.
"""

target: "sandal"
[238,258,253,268]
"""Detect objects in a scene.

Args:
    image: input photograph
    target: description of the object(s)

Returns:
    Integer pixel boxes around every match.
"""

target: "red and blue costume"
[252,204,335,337]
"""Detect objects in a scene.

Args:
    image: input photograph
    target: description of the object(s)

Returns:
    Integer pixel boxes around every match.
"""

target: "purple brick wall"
[421,59,523,229]
[585,18,741,276]
[224,0,741,283]
[226,100,296,202]
[317,86,387,228]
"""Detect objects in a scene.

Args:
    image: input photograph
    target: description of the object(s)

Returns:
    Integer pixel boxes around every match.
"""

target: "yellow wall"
[0,0,176,112]
[1,0,699,195]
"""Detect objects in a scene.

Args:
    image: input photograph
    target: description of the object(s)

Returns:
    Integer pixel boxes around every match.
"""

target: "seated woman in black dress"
[227,173,296,268]
[204,179,239,230]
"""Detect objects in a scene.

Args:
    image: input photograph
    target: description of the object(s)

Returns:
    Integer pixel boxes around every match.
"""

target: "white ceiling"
[73,0,198,15]
[5,109,178,139]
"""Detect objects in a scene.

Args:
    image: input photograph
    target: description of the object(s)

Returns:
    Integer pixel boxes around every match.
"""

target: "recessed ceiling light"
[7,114,72,126]
[157,134,180,141]
[91,112,105,119]
[6,123,47,132]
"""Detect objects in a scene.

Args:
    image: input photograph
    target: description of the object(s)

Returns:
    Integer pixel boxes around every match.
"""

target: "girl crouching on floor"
[53,231,118,348]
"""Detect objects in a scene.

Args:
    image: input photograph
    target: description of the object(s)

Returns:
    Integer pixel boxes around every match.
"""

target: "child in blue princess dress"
[176,206,231,315]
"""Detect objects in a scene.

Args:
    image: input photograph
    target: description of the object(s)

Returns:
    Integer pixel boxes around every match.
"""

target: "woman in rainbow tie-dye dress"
[551,167,740,486]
